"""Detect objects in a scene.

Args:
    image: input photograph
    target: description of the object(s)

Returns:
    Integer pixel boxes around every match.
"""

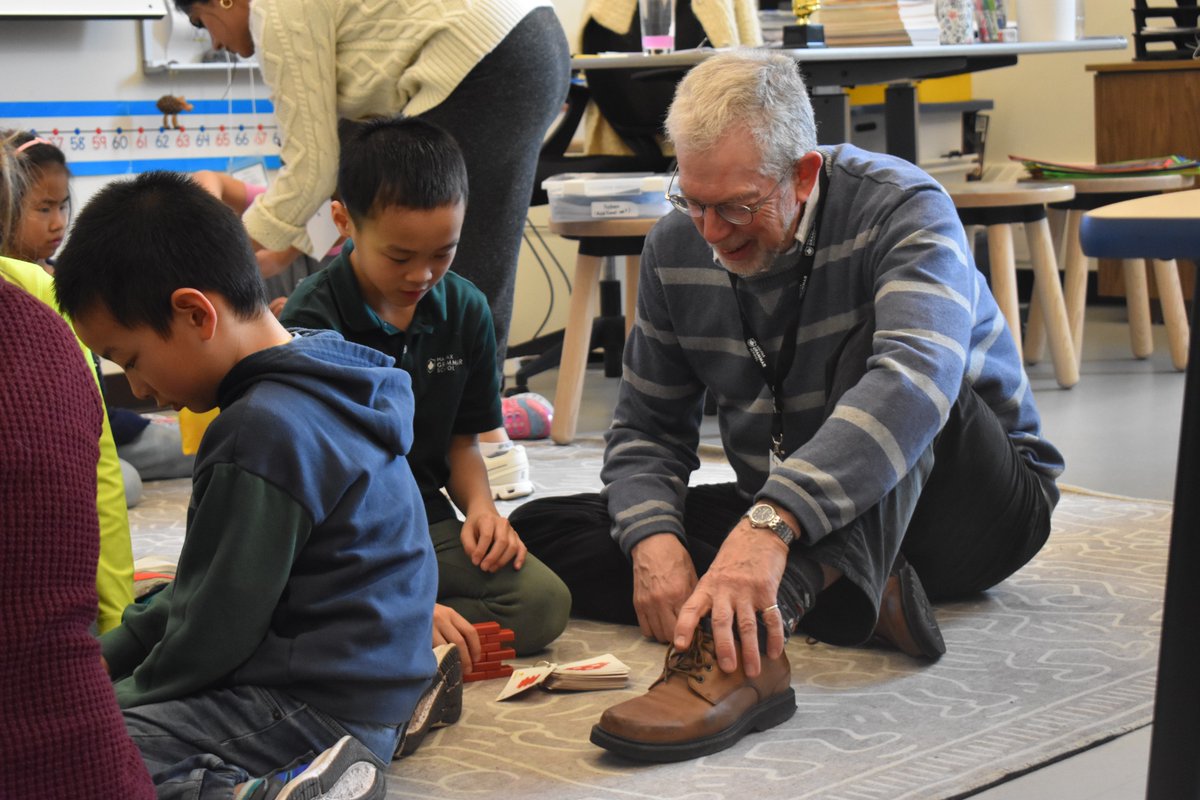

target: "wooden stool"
[1025,174,1192,371]
[944,181,1079,388]
[546,216,659,444]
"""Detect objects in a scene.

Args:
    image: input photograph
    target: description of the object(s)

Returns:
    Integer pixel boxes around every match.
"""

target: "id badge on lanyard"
[730,167,826,469]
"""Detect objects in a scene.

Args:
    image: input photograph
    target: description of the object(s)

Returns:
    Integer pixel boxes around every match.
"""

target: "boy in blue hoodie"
[54,171,436,800]
[280,117,570,680]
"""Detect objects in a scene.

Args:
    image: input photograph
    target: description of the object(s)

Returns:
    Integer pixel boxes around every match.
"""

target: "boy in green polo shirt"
[280,117,570,689]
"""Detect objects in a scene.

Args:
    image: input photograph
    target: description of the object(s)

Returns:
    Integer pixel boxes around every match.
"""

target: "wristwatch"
[744,502,796,546]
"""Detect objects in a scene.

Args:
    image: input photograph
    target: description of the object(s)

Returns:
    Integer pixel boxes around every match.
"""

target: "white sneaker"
[485,443,534,500]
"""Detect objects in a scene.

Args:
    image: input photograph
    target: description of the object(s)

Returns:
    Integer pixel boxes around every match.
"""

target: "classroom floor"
[512,302,1186,799]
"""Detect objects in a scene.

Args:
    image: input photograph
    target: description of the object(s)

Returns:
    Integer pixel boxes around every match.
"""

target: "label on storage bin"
[591,200,637,218]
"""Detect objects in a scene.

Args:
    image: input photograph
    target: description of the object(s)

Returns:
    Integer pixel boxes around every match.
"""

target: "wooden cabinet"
[1089,61,1198,300]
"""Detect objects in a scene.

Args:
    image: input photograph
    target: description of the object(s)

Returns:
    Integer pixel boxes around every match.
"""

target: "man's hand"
[674,517,791,677]
[460,512,527,573]
[631,533,698,644]
[432,603,482,675]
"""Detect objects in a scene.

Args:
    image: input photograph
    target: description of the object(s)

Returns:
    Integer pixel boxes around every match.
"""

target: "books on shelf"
[1010,153,1200,179]
[814,0,938,47]
[496,654,630,700]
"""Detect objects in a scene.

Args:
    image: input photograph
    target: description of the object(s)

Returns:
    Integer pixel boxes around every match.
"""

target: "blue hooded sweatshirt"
[100,330,436,726]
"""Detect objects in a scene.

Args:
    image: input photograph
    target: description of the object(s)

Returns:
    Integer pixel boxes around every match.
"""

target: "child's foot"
[395,643,464,758]
[235,736,385,799]
[502,392,554,440]
[483,442,534,500]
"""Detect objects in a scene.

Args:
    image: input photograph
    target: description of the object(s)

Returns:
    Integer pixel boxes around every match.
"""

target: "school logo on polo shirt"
[426,354,465,374]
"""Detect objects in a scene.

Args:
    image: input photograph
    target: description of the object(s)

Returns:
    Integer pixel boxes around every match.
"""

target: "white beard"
[710,205,804,278]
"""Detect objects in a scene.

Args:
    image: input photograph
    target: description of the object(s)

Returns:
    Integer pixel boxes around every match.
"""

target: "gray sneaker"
[261,736,385,799]
[394,643,464,758]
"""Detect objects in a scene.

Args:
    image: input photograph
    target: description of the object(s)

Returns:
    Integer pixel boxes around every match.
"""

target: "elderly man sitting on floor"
[511,50,1064,762]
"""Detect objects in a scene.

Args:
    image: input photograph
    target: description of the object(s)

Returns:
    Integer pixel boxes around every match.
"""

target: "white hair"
[665,50,818,177]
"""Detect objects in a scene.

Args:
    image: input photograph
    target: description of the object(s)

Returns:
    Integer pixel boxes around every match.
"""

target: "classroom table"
[1079,190,1200,800]
[572,37,1127,162]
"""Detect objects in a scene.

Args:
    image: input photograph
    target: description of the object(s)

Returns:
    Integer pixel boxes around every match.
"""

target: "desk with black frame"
[572,38,1127,163]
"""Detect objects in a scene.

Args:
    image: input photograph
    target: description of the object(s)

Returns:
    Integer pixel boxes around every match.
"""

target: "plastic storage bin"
[542,172,672,223]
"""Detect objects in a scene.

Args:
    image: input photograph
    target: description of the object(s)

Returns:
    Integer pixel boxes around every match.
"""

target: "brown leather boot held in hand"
[590,628,796,762]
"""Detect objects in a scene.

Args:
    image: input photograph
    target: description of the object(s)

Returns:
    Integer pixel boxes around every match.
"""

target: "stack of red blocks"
[464,621,516,682]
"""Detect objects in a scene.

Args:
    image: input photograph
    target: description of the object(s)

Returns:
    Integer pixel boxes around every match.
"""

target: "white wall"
[973,0,1136,167]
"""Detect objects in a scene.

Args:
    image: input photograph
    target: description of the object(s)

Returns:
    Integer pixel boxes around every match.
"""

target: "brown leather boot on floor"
[590,628,796,762]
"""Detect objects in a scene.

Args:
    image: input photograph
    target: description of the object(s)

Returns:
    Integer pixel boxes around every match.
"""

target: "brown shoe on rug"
[589,628,796,762]
[394,643,463,759]
[873,554,946,659]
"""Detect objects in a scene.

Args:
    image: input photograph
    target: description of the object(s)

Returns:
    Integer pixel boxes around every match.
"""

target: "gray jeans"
[123,685,399,799]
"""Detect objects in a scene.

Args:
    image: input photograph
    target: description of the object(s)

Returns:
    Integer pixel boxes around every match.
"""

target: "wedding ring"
[762,604,780,614]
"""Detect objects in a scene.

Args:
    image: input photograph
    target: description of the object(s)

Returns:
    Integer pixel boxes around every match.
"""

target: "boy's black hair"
[338,116,469,223]
[54,171,267,336]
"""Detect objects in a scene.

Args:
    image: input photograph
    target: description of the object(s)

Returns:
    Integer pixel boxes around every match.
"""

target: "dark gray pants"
[512,319,1055,647]
[421,8,570,367]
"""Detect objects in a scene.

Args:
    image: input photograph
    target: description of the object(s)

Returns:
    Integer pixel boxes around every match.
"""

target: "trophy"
[783,0,825,48]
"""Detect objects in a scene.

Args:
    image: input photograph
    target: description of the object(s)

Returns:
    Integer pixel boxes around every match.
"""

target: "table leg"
[551,252,602,445]
[884,82,918,164]
[810,87,850,145]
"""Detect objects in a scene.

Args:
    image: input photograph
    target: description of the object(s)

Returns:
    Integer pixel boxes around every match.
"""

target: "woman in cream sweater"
[174,0,569,363]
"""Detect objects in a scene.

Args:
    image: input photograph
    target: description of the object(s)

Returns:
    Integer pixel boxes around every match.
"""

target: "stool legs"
[624,255,640,341]
[551,252,602,445]
[987,222,1023,357]
[1026,217,1079,388]
[1152,258,1190,371]
[1123,259,1154,360]
[1024,209,1088,367]
[1062,209,1090,366]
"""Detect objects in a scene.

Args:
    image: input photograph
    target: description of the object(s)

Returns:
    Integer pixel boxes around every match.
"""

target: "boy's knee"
[511,565,571,654]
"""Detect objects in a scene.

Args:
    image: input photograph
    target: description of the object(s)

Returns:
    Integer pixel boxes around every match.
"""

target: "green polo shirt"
[280,241,502,524]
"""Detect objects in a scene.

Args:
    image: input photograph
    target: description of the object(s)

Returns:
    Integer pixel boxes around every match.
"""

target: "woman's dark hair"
[54,171,267,335]
[337,116,469,223]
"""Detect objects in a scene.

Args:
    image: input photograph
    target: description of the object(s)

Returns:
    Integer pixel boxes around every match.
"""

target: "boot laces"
[661,632,716,683]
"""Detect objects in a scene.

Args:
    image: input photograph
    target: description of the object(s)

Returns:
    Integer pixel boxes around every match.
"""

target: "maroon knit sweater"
[0,281,154,799]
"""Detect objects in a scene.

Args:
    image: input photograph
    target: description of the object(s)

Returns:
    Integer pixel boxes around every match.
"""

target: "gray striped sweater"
[601,144,1064,556]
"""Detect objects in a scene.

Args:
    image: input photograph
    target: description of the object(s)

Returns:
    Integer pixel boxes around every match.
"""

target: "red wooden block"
[463,665,514,682]
[471,621,501,634]
[479,648,515,662]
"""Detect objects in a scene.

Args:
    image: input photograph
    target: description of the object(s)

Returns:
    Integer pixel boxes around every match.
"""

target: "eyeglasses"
[665,166,789,226]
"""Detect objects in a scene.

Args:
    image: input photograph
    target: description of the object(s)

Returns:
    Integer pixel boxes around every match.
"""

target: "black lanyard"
[728,166,827,461]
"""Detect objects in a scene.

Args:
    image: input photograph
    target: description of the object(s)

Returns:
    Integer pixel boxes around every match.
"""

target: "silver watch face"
[749,504,777,526]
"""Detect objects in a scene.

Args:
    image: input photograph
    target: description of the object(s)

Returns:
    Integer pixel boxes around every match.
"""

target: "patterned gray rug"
[128,439,1169,799]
